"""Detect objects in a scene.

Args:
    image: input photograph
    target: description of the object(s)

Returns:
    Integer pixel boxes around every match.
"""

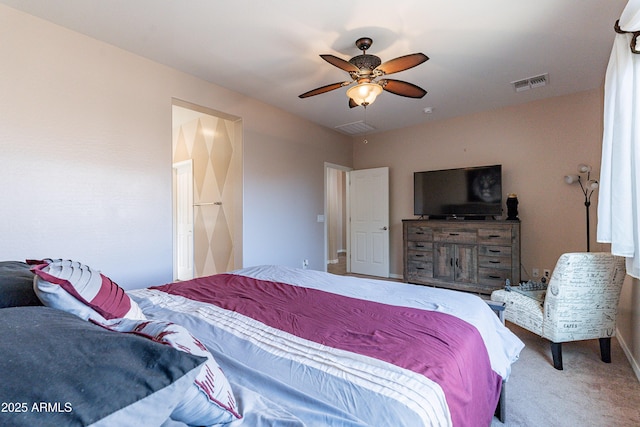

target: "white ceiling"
[1,0,627,134]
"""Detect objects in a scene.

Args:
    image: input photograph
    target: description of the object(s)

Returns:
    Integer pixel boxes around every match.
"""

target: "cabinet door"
[434,243,478,283]
[434,243,454,280]
[455,244,478,284]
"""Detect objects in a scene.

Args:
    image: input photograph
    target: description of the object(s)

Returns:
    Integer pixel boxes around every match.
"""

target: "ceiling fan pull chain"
[363,107,369,144]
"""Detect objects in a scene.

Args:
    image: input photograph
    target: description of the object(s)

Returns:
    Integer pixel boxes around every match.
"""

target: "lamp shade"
[346,83,383,107]
[577,164,592,173]
[564,175,580,184]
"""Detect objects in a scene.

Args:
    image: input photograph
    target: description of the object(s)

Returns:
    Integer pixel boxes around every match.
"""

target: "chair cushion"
[491,289,544,336]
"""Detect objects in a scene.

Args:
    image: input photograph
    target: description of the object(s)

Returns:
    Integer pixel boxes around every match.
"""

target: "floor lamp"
[564,164,599,252]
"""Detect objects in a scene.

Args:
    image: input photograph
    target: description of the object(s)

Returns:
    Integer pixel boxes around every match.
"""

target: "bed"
[0,260,523,427]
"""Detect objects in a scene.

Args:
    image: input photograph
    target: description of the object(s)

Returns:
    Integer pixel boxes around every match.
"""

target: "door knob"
[381,226,388,230]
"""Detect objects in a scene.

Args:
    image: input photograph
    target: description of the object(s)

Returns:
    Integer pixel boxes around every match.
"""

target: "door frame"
[324,162,352,273]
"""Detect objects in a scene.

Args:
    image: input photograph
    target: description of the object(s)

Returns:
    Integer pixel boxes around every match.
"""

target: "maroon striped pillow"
[31,259,145,322]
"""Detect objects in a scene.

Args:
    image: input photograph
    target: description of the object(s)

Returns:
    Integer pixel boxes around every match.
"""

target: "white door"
[349,167,389,277]
[173,160,194,281]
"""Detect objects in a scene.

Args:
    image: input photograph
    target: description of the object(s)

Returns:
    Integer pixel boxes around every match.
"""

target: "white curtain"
[597,0,640,279]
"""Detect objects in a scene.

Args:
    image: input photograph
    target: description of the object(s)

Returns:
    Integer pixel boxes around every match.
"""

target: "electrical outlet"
[302,259,309,269]
[543,269,551,279]
[532,268,539,278]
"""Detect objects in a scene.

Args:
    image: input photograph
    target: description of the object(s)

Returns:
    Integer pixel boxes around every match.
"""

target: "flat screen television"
[414,165,503,218]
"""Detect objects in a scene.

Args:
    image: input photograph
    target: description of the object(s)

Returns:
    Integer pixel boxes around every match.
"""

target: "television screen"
[414,165,502,218]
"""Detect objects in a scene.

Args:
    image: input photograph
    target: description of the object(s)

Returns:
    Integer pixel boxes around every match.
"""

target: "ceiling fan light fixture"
[346,83,383,107]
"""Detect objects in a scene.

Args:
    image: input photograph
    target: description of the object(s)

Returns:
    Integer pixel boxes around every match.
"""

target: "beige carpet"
[491,323,640,427]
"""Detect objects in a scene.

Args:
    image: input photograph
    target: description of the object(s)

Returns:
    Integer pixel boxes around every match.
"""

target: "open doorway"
[325,163,351,274]
[172,99,243,280]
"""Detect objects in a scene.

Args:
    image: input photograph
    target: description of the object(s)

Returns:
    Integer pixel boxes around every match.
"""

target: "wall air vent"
[335,120,376,135]
[511,73,549,92]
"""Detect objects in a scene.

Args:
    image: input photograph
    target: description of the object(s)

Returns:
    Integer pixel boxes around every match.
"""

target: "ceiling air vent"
[335,120,376,135]
[511,73,549,92]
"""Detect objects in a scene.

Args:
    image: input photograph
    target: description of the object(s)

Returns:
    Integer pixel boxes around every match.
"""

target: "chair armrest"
[485,300,506,324]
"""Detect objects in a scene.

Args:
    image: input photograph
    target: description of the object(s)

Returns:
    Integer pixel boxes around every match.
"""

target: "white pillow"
[99,317,241,426]
[31,259,145,322]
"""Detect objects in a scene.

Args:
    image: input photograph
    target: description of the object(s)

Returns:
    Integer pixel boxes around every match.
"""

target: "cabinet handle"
[449,232,460,236]
[416,231,424,235]
[455,258,459,268]
[450,258,454,266]
[488,234,501,238]
[488,275,501,279]
[489,249,501,253]
[490,260,500,264]
[414,254,424,258]
[417,267,425,270]
[416,244,425,248]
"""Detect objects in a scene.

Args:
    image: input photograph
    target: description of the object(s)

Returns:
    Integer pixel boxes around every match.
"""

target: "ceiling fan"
[299,37,429,108]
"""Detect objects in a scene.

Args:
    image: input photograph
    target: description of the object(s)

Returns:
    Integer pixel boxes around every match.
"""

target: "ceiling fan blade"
[376,53,429,75]
[380,79,427,98]
[320,54,360,73]
[348,98,358,108]
[299,82,350,98]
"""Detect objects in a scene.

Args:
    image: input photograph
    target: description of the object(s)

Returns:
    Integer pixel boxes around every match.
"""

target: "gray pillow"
[0,261,42,308]
[0,306,206,426]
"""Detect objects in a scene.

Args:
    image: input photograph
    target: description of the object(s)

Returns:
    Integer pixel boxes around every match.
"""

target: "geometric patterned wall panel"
[173,106,236,278]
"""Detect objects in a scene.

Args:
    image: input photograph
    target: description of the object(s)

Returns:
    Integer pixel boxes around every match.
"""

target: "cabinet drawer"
[478,267,511,286]
[478,245,512,257]
[407,241,433,252]
[433,229,477,243]
[407,225,433,241]
[478,255,512,270]
[407,260,433,280]
[407,249,432,263]
[478,228,512,245]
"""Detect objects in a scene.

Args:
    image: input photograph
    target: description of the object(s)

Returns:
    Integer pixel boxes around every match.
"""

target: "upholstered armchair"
[491,252,626,370]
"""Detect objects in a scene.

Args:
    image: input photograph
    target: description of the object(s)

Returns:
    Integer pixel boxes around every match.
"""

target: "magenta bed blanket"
[152,273,502,426]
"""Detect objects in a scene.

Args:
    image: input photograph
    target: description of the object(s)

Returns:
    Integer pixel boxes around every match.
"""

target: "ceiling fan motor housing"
[349,54,382,72]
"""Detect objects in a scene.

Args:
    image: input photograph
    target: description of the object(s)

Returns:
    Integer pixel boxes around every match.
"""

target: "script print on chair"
[491,252,626,370]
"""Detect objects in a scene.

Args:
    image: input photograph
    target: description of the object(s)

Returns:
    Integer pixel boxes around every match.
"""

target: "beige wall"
[0,4,352,288]
[356,87,639,380]
[354,88,608,279]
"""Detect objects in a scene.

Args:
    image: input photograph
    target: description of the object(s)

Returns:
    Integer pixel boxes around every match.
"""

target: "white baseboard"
[389,273,403,280]
[616,327,640,382]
